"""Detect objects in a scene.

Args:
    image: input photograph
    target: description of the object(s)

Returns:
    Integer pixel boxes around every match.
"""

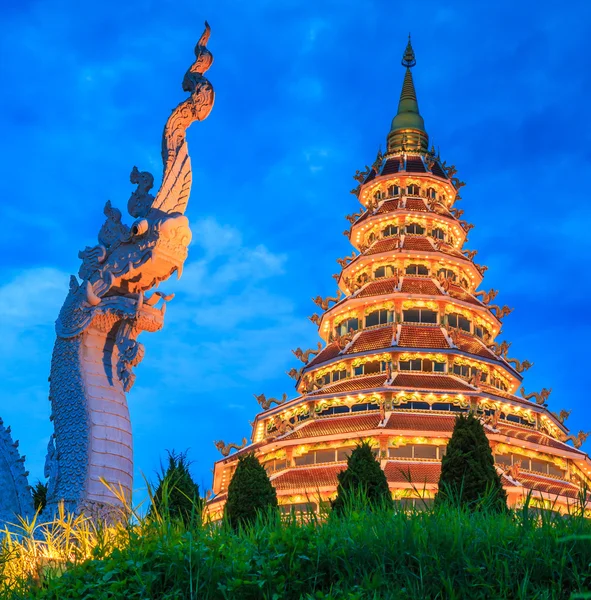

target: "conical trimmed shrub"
[149,451,202,525]
[332,441,393,515]
[224,453,278,530]
[435,412,507,511]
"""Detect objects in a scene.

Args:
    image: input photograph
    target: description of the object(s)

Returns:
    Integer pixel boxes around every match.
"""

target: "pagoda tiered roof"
[208,38,591,518]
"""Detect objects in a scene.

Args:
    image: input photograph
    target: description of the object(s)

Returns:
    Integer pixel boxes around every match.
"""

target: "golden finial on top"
[402,34,416,68]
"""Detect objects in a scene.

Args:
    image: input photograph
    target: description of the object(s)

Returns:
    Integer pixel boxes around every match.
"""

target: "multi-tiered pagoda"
[208,40,591,518]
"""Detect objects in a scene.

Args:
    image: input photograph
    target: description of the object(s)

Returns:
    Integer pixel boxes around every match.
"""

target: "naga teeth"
[176,264,183,279]
[85,281,102,306]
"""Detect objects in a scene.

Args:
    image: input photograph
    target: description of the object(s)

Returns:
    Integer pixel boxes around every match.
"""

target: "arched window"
[407,184,420,196]
[438,268,456,281]
[336,317,359,337]
[402,308,438,324]
[427,187,437,199]
[460,278,469,289]
[382,224,399,237]
[447,312,471,332]
[405,264,429,275]
[405,223,425,235]
[374,190,383,200]
[431,227,445,240]
[368,232,376,244]
[374,265,395,279]
[365,309,393,328]
[387,185,400,197]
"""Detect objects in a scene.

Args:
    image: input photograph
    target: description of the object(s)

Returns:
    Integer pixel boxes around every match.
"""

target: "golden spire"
[387,35,429,154]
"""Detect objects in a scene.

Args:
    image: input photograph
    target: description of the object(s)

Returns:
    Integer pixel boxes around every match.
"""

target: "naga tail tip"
[199,21,211,47]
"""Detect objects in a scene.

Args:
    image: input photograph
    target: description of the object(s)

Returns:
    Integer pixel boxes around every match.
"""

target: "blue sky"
[1,0,590,500]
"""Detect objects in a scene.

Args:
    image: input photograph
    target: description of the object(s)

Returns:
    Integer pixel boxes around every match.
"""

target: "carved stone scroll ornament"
[40,24,215,519]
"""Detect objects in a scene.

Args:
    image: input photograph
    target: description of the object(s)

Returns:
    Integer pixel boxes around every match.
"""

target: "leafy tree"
[149,451,202,525]
[32,480,48,513]
[224,453,277,530]
[332,441,393,515]
[435,412,507,511]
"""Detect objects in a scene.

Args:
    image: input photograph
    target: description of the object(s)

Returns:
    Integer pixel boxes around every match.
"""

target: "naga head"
[57,23,214,340]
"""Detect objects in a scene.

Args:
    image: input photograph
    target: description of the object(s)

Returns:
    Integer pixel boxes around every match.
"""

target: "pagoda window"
[400,358,445,373]
[413,445,438,459]
[336,317,359,336]
[280,502,317,514]
[382,224,399,237]
[315,449,336,464]
[405,263,429,275]
[431,227,445,240]
[352,401,380,412]
[460,278,469,289]
[389,445,441,459]
[427,187,437,199]
[389,445,413,458]
[374,190,383,200]
[316,373,331,386]
[363,360,384,375]
[387,185,400,197]
[368,232,376,244]
[494,454,512,468]
[294,453,315,466]
[337,446,355,461]
[474,325,489,339]
[438,268,456,281]
[405,223,425,235]
[374,265,395,278]
[491,377,508,392]
[407,184,420,196]
[399,358,422,371]
[402,308,438,324]
[447,312,471,332]
[365,308,393,327]
[332,369,347,382]
[452,364,469,378]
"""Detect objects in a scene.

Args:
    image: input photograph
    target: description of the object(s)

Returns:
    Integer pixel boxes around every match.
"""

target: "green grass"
[2,499,590,600]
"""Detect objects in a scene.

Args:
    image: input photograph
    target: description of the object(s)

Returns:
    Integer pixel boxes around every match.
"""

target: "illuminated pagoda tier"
[208,39,591,518]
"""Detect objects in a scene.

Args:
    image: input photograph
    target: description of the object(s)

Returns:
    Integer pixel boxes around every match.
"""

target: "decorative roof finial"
[387,35,428,153]
[402,34,416,68]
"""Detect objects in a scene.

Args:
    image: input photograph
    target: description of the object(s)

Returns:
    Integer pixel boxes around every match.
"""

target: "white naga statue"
[0,24,215,522]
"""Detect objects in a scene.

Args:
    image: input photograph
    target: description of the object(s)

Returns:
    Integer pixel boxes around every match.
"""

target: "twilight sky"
[1,0,590,501]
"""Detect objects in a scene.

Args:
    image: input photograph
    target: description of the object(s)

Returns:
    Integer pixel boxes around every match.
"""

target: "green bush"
[224,453,278,530]
[148,451,202,525]
[331,441,393,515]
[435,412,507,511]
